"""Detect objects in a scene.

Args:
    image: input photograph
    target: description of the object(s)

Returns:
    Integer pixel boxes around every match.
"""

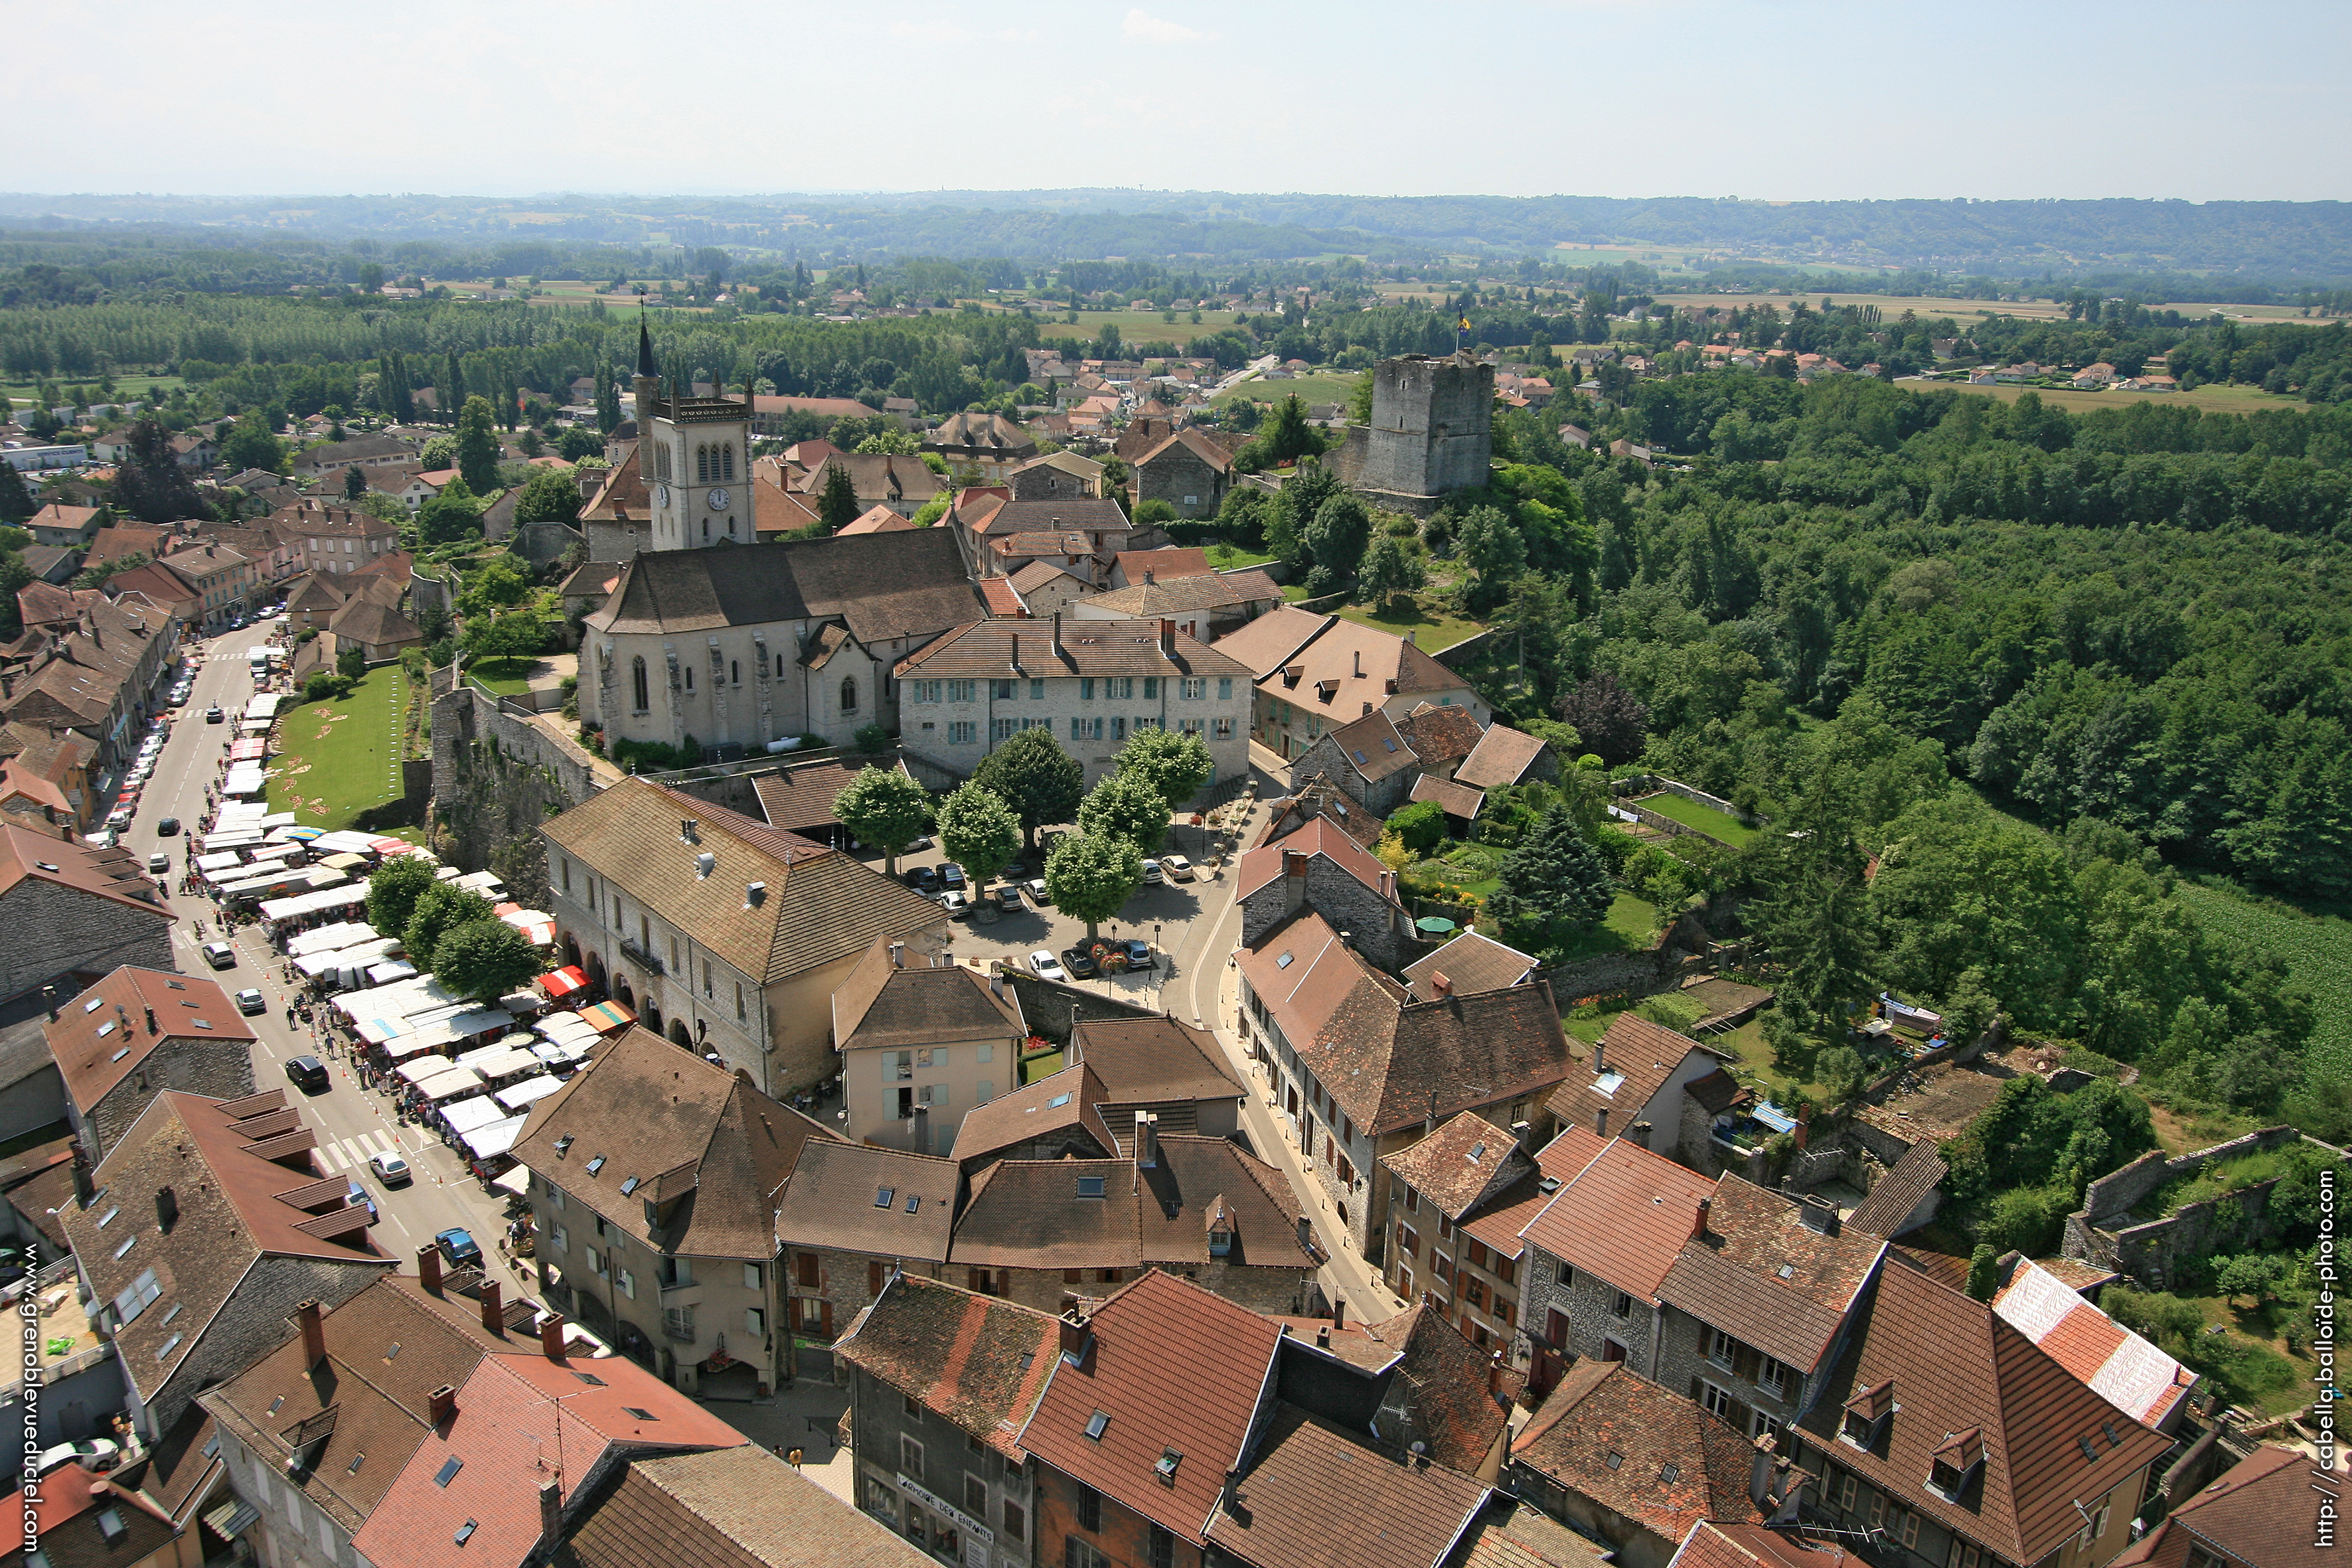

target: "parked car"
[168,690,189,707]
[234,988,266,1016]
[939,862,967,890]
[370,1150,412,1185]
[201,942,237,970]
[34,1440,119,1477]
[84,828,117,849]
[1117,939,1154,969]
[344,1178,378,1222]
[1061,945,1100,979]
[1139,858,1165,884]
[285,1056,329,1093]
[904,866,941,894]
[204,706,224,723]
[1022,878,1052,906]
[936,890,972,919]
[147,853,170,874]
[999,860,1028,881]
[435,1227,482,1267]
[1160,854,1195,882]
[156,817,179,836]
[990,884,1024,913]
[1028,950,1067,982]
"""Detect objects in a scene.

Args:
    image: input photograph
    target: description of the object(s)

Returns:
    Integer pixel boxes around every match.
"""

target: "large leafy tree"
[1747,761,1877,1034]
[112,418,209,524]
[417,479,484,545]
[1454,503,1527,613]
[1258,394,1326,466]
[1484,805,1615,951]
[455,395,502,491]
[1354,532,1426,609]
[1553,672,1648,765]
[365,854,438,939]
[1077,769,1170,855]
[434,918,542,999]
[935,781,1022,888]
[1043,830,1142,945]
[1112,728,1212,813]
[462,609,549,663]
[404,882,497,973]
[971,726,1084,855]
[217,413,287,475]
[1302,491,1373,595]
[512,466,584,525]
[835,765,931,873]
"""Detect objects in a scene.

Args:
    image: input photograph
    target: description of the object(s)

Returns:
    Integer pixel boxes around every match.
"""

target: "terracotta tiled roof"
[1454,724,1550,790]
[1321,709,1421,784]
[1006,558,1078,593]
[1990,1258,2197,1427]
[1684,1069,1747,1115]
[1381,1111,1530,1221]
[1518,1135,1714,1305]
[511,1025,835,1260]
[749,758,888,833]
[1380,1302,1524,1472]
[1847,1141,1948,1239]
[1657,1176,1886,1375]
[977,577,1025,616]
[1018,1270,1285,1543]
[325,596,422,647]
[895,617,1250,680]
[1409,773,1485,820]
[1206,604,1328,676]
[832,937,1023,1055]
[541,777,946,986]
[1794,1252,2173,1566]
[1069,1015,1245,1109]
[46,965,255,1116]
[1671,1520,1855,1568]
[1510,1361,1764,1547]
[1449,1125,1608,1266]
[1235,815,1398,902]
[947,1063,1119,1170]
[1402,930,1536,1002]
[2110,1446,2320,1568]
[836,505,914,535]
[1134,428,1235,477]
[555,1445,923,1568]
[1205,1403,1489,1568]
[1254,779,1383,851]
[949,1135,1306,1273]
[586,527,980,648]
[1115,548,1210,583]
[1219,612,1475,710]
[1548,1013,1713,1138]
[21,1474,181,1564]
[1459,1499,1616,1568]
[773,1141,957,1262]
[1237,910,1569,1137]
[1086,569,1282,619]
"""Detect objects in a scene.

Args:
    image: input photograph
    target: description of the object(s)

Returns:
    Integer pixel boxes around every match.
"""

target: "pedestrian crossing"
[317,1128,406,1172]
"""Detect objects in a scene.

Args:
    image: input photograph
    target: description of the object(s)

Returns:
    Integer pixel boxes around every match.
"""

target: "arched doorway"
[668,1020,694,1050]
[614,977,635,1008]
[560,935,580,970]
[582,951,606,986]
[641,1003,664,1039]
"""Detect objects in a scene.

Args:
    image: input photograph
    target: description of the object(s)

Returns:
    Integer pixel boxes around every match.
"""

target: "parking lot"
[864,820,1239,1059]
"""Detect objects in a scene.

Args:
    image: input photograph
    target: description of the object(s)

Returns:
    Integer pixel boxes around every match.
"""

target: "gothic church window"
[840,677,858,713]
[632,657,649,712]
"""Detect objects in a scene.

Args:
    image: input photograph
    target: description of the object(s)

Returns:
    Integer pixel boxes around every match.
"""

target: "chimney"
[1296,1215,1314,1253]
[1315,1324,1330,1349]
[1353,649,1364,677]
[297,1299,325,1368]
[418,1242,442,1294]
[1283,849,1307,880]
[1488,1352,1502,1397]
[1361,701,1372,716]
[479,1279,505,1334]
[1691,1195,1712,1243]
[1795,1102,1811,1151]
[1332,1299,1346,1332]
[70,1148,92,1208]
[1595,1107,1608,1138]
[1058,1309,1091,1363]
[1750,1431,1777,1508]
[910,1104,929,1154]
[1159,617,1176,656]
[427,1384,457,1427]
[1050,613,1063,657]
[1430,971,1452,998]
[1137,1112,1160,1169]
[1591,1039,1605,1074]
[1630,1119,1654,1150]
[1798,1194,1839,1235]
[538,1478,564,1554]
[1403,629,1416,649]
[143,1006,157,1035]
[890,941,905,970]
[540,1311,567,1360]
[1144,568,1155,586]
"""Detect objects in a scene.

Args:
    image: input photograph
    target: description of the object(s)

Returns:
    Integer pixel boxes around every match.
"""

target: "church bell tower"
[633,307,753,552]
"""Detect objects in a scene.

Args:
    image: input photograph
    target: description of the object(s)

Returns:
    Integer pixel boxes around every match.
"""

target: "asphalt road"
[121,628,520,1280]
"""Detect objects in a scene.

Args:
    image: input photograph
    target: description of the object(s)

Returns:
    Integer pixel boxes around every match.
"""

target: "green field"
[1552,892,1661,967]
[2175,880,2352,1075]
[1216,372,1359,410]
[266,666,419,837]
[1635,792,1759,847]
[1905,377,2310,418]
[3,373,187,404]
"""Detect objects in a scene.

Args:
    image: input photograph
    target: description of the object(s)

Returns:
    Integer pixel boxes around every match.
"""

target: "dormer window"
[1209,1226,1231,1257]
[1928,1427,1984,1498]
[1842,1379,1894,1450]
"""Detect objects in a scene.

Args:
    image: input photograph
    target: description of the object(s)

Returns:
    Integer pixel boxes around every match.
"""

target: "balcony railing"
[617,939,665,975]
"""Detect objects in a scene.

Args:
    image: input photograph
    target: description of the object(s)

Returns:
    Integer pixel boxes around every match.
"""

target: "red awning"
[370,838,418,856]
[538,965,588,999]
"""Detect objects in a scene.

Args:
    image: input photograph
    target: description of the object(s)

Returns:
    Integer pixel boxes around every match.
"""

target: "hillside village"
[0,255,2339,1568]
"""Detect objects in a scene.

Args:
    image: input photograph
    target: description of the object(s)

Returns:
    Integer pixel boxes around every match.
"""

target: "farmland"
[2174,880,2352,1075]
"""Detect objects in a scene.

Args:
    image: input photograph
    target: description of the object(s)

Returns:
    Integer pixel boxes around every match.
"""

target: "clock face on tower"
[707,488,732,511]
[655,484,672,509]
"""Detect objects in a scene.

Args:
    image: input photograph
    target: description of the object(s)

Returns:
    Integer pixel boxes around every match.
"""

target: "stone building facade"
[0,842,175,1006]
[1236,834,1419,979]
[1330,352,1494,509]
[1131,430,1232,519]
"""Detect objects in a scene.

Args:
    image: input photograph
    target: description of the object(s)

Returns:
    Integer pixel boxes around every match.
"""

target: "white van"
[247,647,274,678]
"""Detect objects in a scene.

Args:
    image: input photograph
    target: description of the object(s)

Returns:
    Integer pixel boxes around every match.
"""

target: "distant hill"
[1,189,2348,279]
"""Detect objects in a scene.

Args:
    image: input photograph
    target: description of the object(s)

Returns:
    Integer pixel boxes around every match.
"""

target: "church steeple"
[632,304,660,421]
[636,305,657,380]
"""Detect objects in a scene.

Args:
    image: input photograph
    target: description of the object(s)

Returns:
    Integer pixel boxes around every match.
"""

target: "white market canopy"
[258,886,367,922]
[441,1095,511,1135]
[495,1074,564,1111]
[461,1115,528,1158]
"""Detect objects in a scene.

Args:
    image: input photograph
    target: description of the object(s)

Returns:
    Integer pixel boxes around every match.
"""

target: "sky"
[14,0,2349,204]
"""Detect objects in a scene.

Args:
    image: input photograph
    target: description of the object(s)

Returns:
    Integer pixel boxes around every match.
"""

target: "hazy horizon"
[17,0,2347,204]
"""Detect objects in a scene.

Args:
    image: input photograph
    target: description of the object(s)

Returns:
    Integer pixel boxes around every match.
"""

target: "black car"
[999,860,1027,882]
[1061,945,1100,979]
[156,817,179,836]
[939,862,967,890]
[904,866,941,894]
[285,1056,329,1093]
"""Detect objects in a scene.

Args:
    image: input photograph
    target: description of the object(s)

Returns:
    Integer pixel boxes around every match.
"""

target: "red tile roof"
[1204,1404,1489,1568]
[1548,1013,1714,1138]
[46,965,256,1116]
[1990,1258,2196,1427]
[1670,1520,1854,1568]
[1656,1176,1886,1375]
[2111,1445,2321,1568]
[1235,815,1398,902]
[1454,724,1550,790]
[1518,1136,1714,1304]
[1510,1361,1763,1547]
[833,1274,1062,1457]
[1018,1269,1283,1543]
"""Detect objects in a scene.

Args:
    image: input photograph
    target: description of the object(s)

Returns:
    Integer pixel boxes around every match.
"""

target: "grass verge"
[266,665,419,838]
[1636,792,1759,848]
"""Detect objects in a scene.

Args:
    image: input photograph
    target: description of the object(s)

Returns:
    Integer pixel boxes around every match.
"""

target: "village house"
[925,411,1038,484]
[0,821,176,1000]
[1071,566,1283,646]
[541,777,948,1095]
[1007,449,1105,502]
[262,498,403,576]
[1130,429,1233,519]
[1401,927,1537,1002]
[950,1015,1248,1175]
[832,937,1028,1152]
[1548,1012,1736,1162]
[46,966,256,1163]
[2110,1445,2308,1568]
[893,615,1252,793]
[511,1026,832,1394]
[1235,907,1571,1256]
[1213,606,1489,763]
[1235,815,1421,976]
[773,1139,959,1349]
[25,503,104,550]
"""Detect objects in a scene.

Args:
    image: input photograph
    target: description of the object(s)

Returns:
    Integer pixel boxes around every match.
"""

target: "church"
[605,314,756,555]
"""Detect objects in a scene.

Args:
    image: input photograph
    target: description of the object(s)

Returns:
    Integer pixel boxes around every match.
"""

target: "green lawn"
[1205,544,1279,570]
[1636,792,1760,848]
[1020,1049,1065,1085]
[1215,372,1360,410]
[465,658,540,697]
[266,666,419,836]
[1551,892,1661,965]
